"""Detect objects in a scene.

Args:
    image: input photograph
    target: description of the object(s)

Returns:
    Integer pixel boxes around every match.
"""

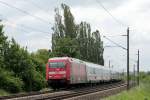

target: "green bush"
[0,22,47,93]
[31,71,47,91]
[0,89,9,96]
[0,68,23,93]
[104,73,150,100]
[22,67,47,91]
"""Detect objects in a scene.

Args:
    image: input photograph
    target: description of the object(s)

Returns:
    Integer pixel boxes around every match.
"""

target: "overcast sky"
[0,0,150,71]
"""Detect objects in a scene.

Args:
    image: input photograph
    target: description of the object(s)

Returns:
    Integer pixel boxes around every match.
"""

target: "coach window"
[90,68,93,74]
[93,68,96,74]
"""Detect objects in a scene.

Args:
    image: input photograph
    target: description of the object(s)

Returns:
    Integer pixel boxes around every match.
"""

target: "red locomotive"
[46,57,120,89]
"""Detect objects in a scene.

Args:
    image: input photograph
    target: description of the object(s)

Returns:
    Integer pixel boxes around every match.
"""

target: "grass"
[104,73,150,100]
[0,88,51,97]
[104,84,150,100]
[0,89,9,96]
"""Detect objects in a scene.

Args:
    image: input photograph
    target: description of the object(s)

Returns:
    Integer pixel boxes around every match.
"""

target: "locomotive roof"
[49,57,108,68]
[71,58,105,67]
[48,57,69,60]
[85,62,109,69]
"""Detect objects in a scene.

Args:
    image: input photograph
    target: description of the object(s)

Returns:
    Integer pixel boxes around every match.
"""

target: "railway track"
[40,81,126,100]
[0,89,68,100]
[0,81,127,100]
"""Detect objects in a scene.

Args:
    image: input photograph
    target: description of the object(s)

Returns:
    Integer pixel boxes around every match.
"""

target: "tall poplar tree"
[51,4,104,65]
[52,4,79,57]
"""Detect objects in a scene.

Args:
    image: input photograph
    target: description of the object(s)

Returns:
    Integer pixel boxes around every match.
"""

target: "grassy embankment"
[0,88,52,96]
[0,89,9,96]
[104,73,150,100]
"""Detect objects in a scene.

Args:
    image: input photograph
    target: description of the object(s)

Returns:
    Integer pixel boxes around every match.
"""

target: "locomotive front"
[46,58,69,88]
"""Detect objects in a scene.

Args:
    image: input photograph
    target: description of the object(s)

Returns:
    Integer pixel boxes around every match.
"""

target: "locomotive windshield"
[49,62,65,68]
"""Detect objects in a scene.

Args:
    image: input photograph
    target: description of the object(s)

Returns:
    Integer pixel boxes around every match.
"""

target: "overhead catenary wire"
[103,34,127,37]
[95,0,128,27]
[103,35,127,50]
[0,17,51,40]
[0,14,50,34]
[94,0,129,51]
[22,0,49,13]
[2,21,43,39]
[104,45,123,48]
[0,0,52,25]
[93,0,139,77]
[2,23,51,39]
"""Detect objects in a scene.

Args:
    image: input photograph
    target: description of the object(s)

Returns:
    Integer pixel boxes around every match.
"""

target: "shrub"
[30,71,47,91]
[0,68,23,93]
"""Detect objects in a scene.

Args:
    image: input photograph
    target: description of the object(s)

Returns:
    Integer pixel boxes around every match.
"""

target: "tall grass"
[104,73,150,100]
[0,89,9,96]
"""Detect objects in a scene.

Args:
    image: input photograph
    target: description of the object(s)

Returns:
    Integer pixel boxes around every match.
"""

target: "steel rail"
[0,81,125,100]
[40,81,125,100]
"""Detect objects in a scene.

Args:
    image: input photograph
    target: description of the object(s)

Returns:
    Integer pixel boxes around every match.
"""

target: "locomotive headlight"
[49,71,66,74]
[59,71,66,74]
[49,72,55,74]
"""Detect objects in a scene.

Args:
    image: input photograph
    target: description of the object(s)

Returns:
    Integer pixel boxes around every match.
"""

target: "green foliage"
[31,71,47,91]
[54,37,79,57]
[140,72,150,83]
[52,4,104,65]
[0,89,9,96]
[0,22,47,93]
[0,24,9,69]
[105,86,150,100]
[31,49,50,76]
[0,68,23,93]
[5,38,28,74]
[104,73,150,100]
[22,67,47,91]
[61,4,77,38]
[0,23,23,93]
[32,49,50,63]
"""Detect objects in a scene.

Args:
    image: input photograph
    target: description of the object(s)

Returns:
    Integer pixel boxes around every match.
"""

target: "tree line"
[0,22,50,93]
[52,4,104,65]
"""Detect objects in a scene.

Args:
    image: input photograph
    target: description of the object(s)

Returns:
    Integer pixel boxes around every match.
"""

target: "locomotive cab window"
[49,62,65,68]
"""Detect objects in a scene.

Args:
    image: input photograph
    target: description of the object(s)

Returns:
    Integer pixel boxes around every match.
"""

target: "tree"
[61,4,77,38]
[54,37,79,57]
[52,4,79,58]
[51,4,104,65]
[4,38,46,91]
[0,22,23,93]
[77,22,104,65]
[0,19,47,93]
[0,23,9,69]
[31,49,51,76]
[0,68,23,93]
[77,22,90,60]
[92,30,104,65]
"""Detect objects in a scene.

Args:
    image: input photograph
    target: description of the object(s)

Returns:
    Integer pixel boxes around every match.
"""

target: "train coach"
[46,57,120,88]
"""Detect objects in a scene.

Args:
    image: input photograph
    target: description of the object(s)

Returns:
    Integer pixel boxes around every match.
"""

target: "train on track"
[46,57,121,89]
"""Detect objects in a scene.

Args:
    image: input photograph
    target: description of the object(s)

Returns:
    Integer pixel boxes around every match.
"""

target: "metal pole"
[127,27,130,90]
[123,69,124,78]
[137,50,139,85]
[133,64,136,85]
[109,60,110,68]
[109,60,111,78]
